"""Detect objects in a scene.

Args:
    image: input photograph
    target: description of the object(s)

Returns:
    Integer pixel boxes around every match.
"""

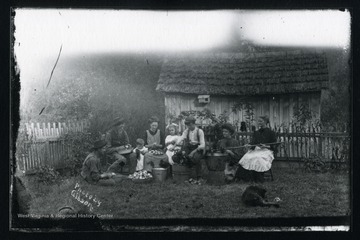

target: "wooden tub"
[205,152,228,171]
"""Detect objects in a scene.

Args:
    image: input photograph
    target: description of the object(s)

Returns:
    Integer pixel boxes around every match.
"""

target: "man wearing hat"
[106,117,136,171]
[105,117,136,173]
[179,116,207,184]
[80,140,116,185]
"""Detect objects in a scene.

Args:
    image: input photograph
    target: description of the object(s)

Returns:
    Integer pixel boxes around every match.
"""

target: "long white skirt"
[165,150,175,165]
[239,146,274,172]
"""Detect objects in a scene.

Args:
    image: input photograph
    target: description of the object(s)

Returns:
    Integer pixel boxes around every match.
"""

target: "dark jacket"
[251,127,278,154]
[217,138,244,162]
[81,152,102,184]
[109,129,130,147]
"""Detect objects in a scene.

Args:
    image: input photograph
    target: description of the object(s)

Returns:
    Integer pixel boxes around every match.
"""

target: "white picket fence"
[17,120,91,171]
[24,120,90,140]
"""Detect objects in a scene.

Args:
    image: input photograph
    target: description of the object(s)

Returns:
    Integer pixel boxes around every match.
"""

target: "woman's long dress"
[239,146,274,172]
[238,127,277,181]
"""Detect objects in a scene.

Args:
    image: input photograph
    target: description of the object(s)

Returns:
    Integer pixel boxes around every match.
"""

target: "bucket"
[144,153,168,172]
[152,168,168,182]
[172,164,190,182]
[205,152,228,171]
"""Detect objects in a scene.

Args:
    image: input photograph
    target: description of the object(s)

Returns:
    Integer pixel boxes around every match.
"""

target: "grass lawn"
[22,167,350,219]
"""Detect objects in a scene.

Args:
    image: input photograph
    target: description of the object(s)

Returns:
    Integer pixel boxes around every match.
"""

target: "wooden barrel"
[205,152,228,171]
[172,164,190,182]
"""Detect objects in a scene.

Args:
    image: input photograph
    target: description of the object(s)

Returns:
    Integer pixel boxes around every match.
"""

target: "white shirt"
[133,146,148,171]
[165,135,182,150]
[179,127,206,150]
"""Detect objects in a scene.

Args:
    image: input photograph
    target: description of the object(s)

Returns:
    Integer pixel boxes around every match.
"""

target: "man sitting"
[105,117,136,173]
[178,116,207,184]
[80,140,116,186]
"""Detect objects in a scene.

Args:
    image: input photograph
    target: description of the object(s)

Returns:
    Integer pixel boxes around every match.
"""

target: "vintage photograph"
[11,9,351,231]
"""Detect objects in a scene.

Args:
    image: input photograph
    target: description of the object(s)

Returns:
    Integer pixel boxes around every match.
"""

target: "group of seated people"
[80,115,278,186]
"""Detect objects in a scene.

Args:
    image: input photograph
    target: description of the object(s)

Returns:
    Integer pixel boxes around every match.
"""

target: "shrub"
[63,131,97,175]
[33,166,61,185]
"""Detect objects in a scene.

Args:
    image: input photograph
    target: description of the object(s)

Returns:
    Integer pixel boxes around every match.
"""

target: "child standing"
[133,138,148,171]
[165,123,182,165]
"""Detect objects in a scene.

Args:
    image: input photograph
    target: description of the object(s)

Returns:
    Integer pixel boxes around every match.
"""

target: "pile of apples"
[128,170,153,180]
[149,150,163,155]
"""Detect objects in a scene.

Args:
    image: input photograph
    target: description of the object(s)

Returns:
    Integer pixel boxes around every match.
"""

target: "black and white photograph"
[11,8,351,231]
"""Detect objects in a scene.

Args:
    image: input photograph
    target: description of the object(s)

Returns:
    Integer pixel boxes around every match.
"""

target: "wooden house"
[156,50,329,130]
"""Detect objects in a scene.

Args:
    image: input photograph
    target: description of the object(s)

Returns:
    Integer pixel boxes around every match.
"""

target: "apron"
[239,146,274,172]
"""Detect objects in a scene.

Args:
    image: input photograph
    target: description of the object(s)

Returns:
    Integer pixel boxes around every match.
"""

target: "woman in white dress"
[164,123,182,165]
[238,116,277,182]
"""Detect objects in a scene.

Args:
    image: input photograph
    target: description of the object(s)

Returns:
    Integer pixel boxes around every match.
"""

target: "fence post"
[45,139,50,167]
[52,122,56,137]
[30,123,34,138]
[318,132,323,158]
[305,124,308,158]
[34,126,39,140]
[42,122,46,138]
[63,122,67,134]
[47,123,51,137]
[285,126,290,160]
[279,125,283,157]
[288,123,292,158]
[56,123,60,136]
[59,122,62,135]
[25,123,30,140]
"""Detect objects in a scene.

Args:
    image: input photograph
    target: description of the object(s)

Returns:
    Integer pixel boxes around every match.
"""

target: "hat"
[184,116,196,125]
[221,123,235,135]
[93,140,107,150]
[112,117,125,126]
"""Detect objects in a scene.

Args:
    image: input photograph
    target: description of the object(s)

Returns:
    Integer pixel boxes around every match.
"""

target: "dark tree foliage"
[20,53,165,145]
[320,49,351,131]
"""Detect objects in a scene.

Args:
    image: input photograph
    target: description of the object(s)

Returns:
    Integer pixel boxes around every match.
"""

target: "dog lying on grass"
[241,185,280,208]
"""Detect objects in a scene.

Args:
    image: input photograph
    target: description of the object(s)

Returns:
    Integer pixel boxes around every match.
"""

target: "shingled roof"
[156,51,329,96]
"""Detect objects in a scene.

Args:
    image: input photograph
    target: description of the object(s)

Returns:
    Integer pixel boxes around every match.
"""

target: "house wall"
[164,92,320,130]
